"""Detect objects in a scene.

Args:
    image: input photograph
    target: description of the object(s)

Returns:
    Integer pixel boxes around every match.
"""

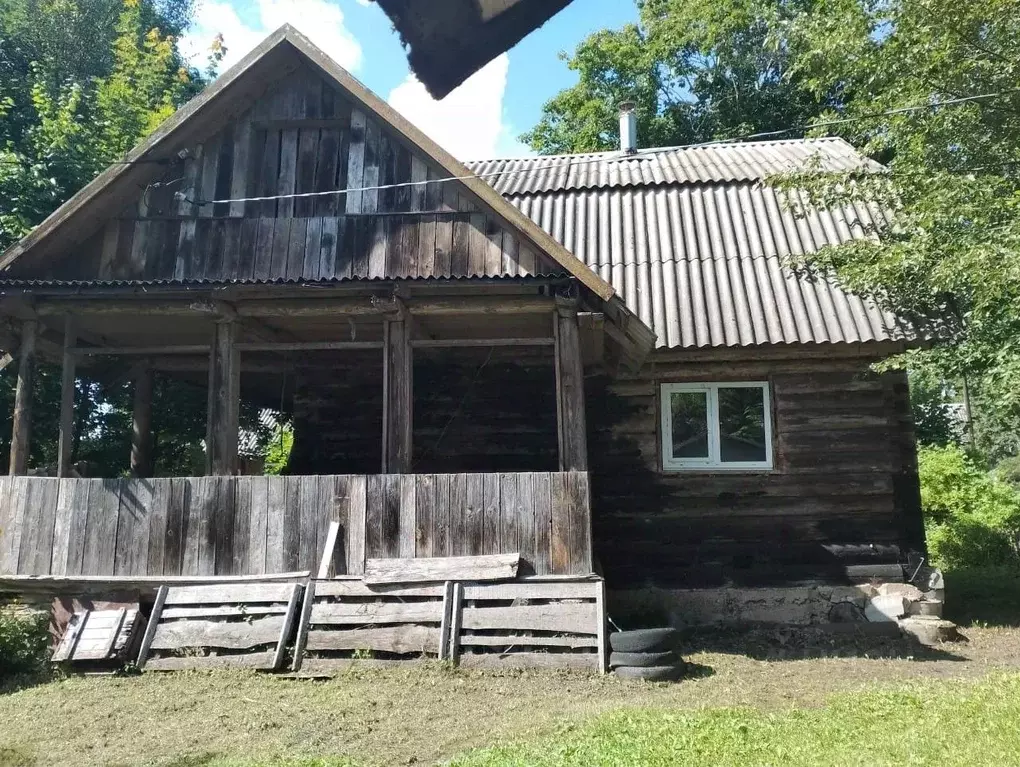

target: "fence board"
[2,472,590,579]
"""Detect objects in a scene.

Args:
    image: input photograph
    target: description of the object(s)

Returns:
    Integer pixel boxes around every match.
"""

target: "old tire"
[609,651,676,669]
[613,664,685,682]
[609,628,677,654]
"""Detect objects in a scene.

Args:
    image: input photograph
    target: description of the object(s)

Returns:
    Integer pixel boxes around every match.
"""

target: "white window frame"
[660,381,774,472]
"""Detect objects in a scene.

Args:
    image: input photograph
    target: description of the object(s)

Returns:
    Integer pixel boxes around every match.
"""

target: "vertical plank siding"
[34,62,566,284]
[0,473,591,579]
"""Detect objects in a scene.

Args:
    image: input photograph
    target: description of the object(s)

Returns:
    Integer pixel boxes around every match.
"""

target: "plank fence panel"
[0,472,591,579]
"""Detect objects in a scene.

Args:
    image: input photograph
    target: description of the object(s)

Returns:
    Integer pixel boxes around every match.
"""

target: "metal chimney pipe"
[619,101,638,154]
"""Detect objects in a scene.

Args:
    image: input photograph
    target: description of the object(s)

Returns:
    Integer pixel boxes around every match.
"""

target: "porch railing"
[0,472,592,579]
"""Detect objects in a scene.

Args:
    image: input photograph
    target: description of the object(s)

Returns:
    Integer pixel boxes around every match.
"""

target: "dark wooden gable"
[15,63,562,284]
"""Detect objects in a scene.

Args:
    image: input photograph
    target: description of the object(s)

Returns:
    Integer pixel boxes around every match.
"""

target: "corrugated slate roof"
[469,138,903,349]
[467,138,881,196]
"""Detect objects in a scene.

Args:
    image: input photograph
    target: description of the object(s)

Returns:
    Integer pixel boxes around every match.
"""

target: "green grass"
[450,674,1020,767]
[944,566,1020,627]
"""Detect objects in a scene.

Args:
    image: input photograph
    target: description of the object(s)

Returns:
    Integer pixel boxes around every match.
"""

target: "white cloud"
[387,54,530,161]
[181,0,362,74]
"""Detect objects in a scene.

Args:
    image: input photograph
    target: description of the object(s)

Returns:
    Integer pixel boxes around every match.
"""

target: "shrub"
[919,445,1020,569]
[0,603,50,680]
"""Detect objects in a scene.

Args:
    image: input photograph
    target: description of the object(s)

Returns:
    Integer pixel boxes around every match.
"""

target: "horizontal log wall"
[26,62,558,284]
[0,472,591,579]
[587,352,924,588]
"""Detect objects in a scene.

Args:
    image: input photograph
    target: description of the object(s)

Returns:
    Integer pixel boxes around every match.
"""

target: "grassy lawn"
[2,626,1020,767]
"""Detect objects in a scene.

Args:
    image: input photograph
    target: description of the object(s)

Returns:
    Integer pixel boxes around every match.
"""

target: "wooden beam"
[205,321,240,476]
[9,320,37,476]
[130,366,154,478]
[236,298,396,317]
[71,345,211,356]
[57,317,77,477]
[382,318,412,473]
[407,296,554,315]
[235,341,383,352]
[410,337,554,348]
[554,307,588,472]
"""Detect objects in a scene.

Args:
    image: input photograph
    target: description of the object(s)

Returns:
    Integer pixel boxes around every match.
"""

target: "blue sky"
[180,0,638,159]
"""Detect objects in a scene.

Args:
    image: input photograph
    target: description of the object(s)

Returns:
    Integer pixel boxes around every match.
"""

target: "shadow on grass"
[678,624,967,662]
[943,566,1020,628]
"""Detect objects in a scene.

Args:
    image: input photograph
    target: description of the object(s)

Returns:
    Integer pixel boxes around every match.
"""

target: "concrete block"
[899,617,961,644]
[865,594,909,622]
[908,600,943,617]
[877,582,924,600]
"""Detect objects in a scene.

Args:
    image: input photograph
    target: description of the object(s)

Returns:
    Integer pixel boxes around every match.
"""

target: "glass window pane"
[718,387,767,463]
[670,390,709,459]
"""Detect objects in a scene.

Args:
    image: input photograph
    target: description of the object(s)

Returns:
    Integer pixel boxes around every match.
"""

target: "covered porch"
[0,279,603,579]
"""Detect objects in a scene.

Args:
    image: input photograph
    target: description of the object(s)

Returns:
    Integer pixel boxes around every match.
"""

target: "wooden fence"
[0,472,592,579]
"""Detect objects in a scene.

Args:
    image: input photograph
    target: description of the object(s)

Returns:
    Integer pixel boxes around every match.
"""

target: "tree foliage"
[779,0,1020,465]
[523,0,830,153]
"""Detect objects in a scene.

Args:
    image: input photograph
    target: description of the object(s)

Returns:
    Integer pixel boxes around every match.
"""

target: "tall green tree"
[523,0,830,154]
[780,0,1020,463]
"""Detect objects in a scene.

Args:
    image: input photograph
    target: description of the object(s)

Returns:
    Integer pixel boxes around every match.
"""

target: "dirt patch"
[1,626,1019,767]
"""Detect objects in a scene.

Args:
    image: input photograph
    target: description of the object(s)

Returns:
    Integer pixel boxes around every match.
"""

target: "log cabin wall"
[286,346,559,476]
[587,348,925,588]
[14,63,559,284]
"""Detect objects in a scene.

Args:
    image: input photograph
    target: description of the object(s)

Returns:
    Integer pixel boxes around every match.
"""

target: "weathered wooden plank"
[317,521,341,580]
[282,475,302,571]
[469,213,488,276]
[161,604,290,620]
[345,109,367,214]
[319,216,340,279]
[197,135,221,219]
[273,583,302,669]
[305,624,439,654]
[501,232,519,276]
[460,634,598,648]
[433,473,450,557]
[451,214,471,275]
[248,476,269,575]
[398,475,416,558]
[414,474,434,558]
[460,604,598,634]
[550,473,570,575]
[499,473,520,557]
[136,584,168,669]
[231,477,251,576]
[460,581,599,601]
[151,615,286,651]
[368,216,388,279]
[415,215,437,277]
[482,472,500,556]
[363,553,520,585]
[220,219,242,279]
[163,478,188,576]
[164,582,298,605]
[144,651,277,672]
[50,478,78,577]
[211,479,235,576]
[18,477,59,574]
[252,217,276,280]
[314,128,341,217]
[449,473,467,556]
[556,311,589,472]
[365,473,384,559]
[362,119,380,214]
[458,652,598,671]
[410,155,428,212]
[228,113,255,218]
[8,322,35,477]
[291,579,316,672]
[381,474,401,558]
[212,130,235,219]
[114,478,152,576]
[568,472,592,574]
[184,477,215,576]
[0,478,12,574]
[425,166,444,211]
[346,475,367,575]
[310,601,445,625]
[434,214,453,276]
[298,474,320,573]
[294,128,320,218]
[313,581,447,598]
[286,217,308,281]
[82,479,120,576]
[440,580,457,662]
[302,216,323,280]
[276,128,299,218]
[595,578,608,673]
[516,473,537,574]
[268,212,292,279]
[464,474,484,557]
[532,473,552,576]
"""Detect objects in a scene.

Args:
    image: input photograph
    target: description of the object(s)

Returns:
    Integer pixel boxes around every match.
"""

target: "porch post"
[130,365,154,478]
[382,317,413,473]
[9,319,37,476]
[57,316,77,477]
[554,304,588,472]
[206,320,240,475]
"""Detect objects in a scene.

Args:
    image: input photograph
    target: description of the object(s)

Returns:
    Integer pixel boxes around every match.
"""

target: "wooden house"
[0,27,924,618]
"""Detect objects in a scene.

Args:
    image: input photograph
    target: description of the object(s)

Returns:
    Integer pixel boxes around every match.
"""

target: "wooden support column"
[57,317,77,477]
[382,317,413,473]
[9,320,37,476]
[554,305,588,472]
[205,321,240,476]
[130,366,154,478]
